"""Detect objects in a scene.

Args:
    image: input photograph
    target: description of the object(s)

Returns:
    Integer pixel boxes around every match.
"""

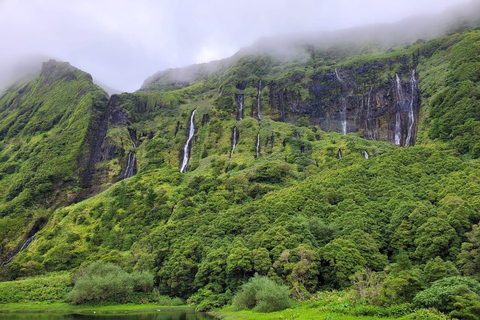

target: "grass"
[213,305,401,320]
[0,302,193,314]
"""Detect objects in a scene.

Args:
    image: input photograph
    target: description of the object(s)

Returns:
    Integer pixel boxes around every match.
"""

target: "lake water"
[0,310,215,320]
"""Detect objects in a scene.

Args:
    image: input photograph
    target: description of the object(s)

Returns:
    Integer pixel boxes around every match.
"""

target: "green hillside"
[0,17,480,320]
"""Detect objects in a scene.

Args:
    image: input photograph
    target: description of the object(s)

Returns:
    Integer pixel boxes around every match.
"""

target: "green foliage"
[232,274,291,312]
[0,272,70,303]
[66,261,153,304]
[413,276,480,319]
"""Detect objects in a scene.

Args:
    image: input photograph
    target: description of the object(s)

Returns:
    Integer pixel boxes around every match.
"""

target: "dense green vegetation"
[1,15,480,320]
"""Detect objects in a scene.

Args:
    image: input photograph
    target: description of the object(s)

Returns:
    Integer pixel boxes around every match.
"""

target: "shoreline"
[0,303,195,314]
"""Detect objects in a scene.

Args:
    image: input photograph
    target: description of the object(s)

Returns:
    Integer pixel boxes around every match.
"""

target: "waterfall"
[337,149,342,159]
[395,113,401,146]
[405,70,417,147]
[123,151,136,179]
[1,233,36,266]
[365,86,376,140]
[340,107,347,135]
[255,133,260,158]
[235,94,244,121]
[180,110,196,173]
[396,74,405,104]
[257,80,262,120]
[364,151,369,159]
[394,74,405,146]
[335,68,347,135]
[335,68,344,83]
[230,127,239,158]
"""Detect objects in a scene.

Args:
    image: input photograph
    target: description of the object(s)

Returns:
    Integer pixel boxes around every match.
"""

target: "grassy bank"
[0,303,193,314]
[212,305,450,320]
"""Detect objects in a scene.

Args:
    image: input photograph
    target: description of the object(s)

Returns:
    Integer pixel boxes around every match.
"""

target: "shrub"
[413,276,480,319]
[232,274,291,313]
[66,261,153,304]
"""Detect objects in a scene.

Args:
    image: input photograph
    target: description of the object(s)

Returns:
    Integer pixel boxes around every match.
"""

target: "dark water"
[0,310,214,320]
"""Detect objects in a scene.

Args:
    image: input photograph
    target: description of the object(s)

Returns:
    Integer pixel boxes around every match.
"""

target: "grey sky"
[0,0,471,92]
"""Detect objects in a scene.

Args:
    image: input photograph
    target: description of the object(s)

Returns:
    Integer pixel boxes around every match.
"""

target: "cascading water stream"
[230,127,239,158]
[340,108,347,135]
[395,113,401,146]
[337,149,342,159]
[1,233,36,266]
[235,94,244,121]
[257,80,262,120]
[180,110,196,173]
[335,68,347,135]
[365,86,376,140]
[394,74,404,146]
[335,68,343,83]
[255,133,260,158]
[405,70,417,146]
[123,151,136,179]
[364,151,369,159]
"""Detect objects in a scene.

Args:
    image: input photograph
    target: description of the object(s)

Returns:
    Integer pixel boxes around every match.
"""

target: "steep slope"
[1,10,480,316]
[0,60,113,263]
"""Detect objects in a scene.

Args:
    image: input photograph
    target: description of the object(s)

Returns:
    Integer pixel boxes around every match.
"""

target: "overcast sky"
[0,0,471,92]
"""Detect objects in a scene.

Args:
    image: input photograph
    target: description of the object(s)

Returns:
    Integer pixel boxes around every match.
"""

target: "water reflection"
[0,310,214,320]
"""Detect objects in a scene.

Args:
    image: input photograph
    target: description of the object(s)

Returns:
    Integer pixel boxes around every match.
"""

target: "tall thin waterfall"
[1,233,36,266]
[364,151,369,159]
[255,133,260,158]
[235,94,244,121]
[405,70,417,146]
[180,110,196,173]
[335,68,344,83]
[124,151,136,179]
[257,80,262,120]
[337,149,342,159]
[336,68,347,134]
[366,86,376,140]
[394,74,404,146]
[230,127,239,158]
[395,113,401,146]
[340,108,347,135]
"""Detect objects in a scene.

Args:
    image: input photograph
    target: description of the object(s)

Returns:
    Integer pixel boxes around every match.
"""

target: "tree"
[320,238,366,288]
[414,217,458,262]
[457,224,480,280]
[414,276,480,319]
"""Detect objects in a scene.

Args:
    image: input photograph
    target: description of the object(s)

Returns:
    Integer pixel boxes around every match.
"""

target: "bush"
[413,276,480,319]
[232,274,291,313]
[66,261,153,304]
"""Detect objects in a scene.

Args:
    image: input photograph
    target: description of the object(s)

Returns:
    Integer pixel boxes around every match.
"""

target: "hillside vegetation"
[0,16,479,320]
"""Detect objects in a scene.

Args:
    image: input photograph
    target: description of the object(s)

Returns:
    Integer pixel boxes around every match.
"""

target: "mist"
[0,0,475,93]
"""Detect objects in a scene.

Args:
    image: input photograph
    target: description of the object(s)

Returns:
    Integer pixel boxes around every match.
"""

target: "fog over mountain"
[0,0,474,92]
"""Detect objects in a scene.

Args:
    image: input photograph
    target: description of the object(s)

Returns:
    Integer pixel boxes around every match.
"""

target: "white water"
[337,149,342,159]
[257,80,262,120]
[365,86,376,140]
[405,70,417,147]
[394,74,405,146]
[236,95,244,121]
[255,133,260,158]
[124,151,136,179]
[335,68,344,83]
[180,110,196,173]
[340,107,347,135]
[396,74,405,104]
[230,127,238,158]
[364,151,369,159]
[335,69,347,135]
[395,113,401,146]
[2,233,36,266]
